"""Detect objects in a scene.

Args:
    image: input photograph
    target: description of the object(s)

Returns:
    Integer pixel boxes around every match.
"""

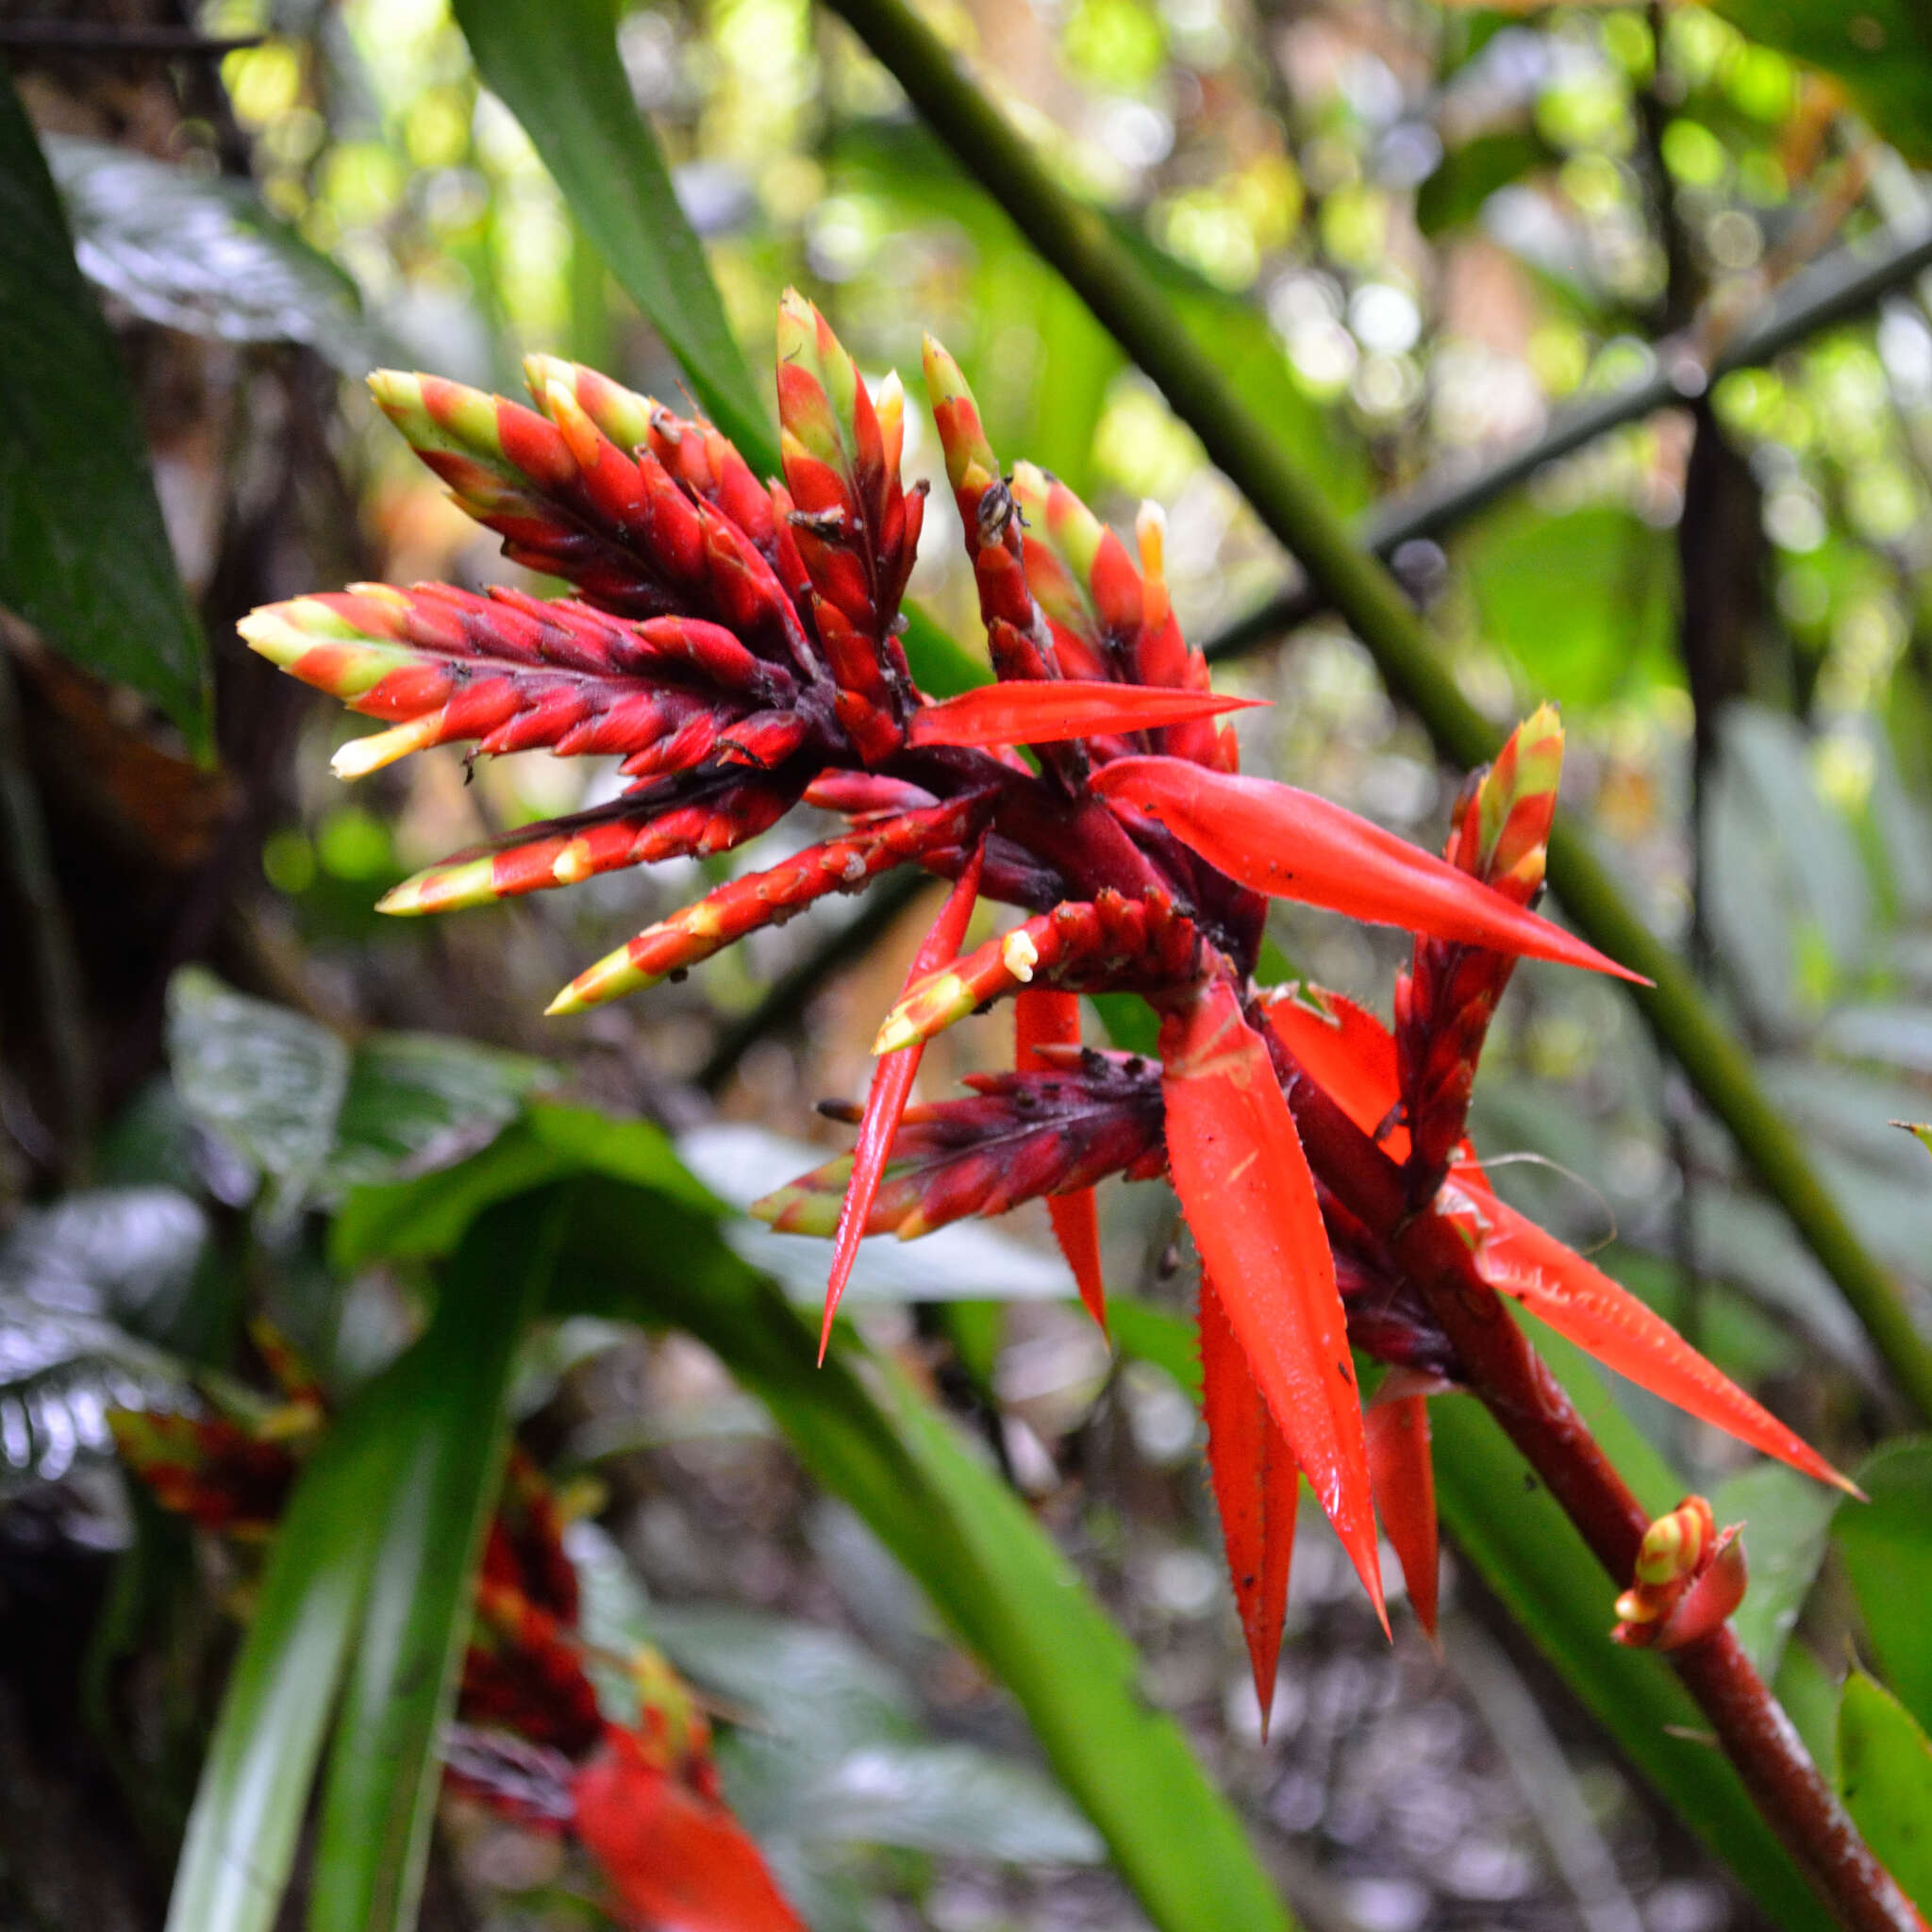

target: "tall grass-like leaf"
[308,1198,561,1932]
[163,1375,408,1932]
[451,0,765,461]
[343,1137,1299,1932]
[0,62,209,753]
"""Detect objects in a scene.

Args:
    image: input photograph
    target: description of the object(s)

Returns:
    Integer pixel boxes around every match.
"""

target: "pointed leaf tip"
[910,681,1261,751]
[1094,758,1648,985]
[1161,978,1387,1632]
[822,838,990,1359]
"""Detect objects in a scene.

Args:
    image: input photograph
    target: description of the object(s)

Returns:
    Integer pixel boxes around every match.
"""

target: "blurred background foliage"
[8,0,1932,1926]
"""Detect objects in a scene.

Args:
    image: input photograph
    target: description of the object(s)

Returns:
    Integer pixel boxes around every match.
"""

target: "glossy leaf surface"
[1092,757,1641,980]
[308,1199,559,1932]
[1159,977,1384,1626]
[1837,1672,1932,1917]
[1837,1438,1932,1735]
[1199,1270,1296,1724]
[1,67,209,752]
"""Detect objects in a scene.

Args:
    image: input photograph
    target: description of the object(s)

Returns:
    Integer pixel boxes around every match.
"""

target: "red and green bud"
[775,291,922,759]
[242,584,794,783]
[921,336,1064,693]
[752,1054,1165,1240]
[1611,1496,1749,1651]
[371,367,809,671]
[545,794,993,1015]
[380,774,792,917]
[1395,704,1565,1196]
[873,888,1203,1056]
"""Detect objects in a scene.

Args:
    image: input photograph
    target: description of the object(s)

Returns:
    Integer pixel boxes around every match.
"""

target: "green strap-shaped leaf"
[346,1138,1294,1932]
[1837,1671,1932,1915]
[0,59,210,755]
[1835,1437,1932,1735]
[556,1172,1296,1932]
[451,0,769,463]
[163,1371,409,1932]
[308,1195,561,1932]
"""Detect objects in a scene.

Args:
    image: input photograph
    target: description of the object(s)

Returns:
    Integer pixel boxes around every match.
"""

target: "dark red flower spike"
[821,835,990,1359]
[1199,1268,1299,1728]
[1397,704,1564,1201]
[548,792,993,1014]
[1160,976,1387,1631]
[1016,989,1108,1330]
[750,1049,1166,1240]
[776,290,923,761]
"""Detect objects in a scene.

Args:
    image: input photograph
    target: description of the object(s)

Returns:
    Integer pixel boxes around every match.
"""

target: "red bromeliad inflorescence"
[245,293,1854,1726]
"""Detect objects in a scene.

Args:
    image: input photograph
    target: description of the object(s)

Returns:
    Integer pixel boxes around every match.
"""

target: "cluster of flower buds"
[249,293,1851,1727]
[110,1341,804,1931]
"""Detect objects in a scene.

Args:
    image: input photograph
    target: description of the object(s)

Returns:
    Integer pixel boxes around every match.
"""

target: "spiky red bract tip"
[1446,1174,1859,1495]
[821,837,990,1360]
[909,681,1261,752]
[1160,976,1388,1634]
[1200,1269,1297,1728]
[1092,758,1648,984]
[1366,1390,1439,1641]
[1016,988,1108,1331]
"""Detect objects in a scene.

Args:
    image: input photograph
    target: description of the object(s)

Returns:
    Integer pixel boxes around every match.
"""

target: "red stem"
[1267,1031,1927,1932]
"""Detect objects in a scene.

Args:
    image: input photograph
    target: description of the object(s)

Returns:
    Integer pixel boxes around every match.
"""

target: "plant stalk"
[1268,1039,1925,1932]
[816,0,1932,1421]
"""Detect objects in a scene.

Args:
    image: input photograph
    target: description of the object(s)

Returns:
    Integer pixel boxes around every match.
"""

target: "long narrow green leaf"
[0,58,210,755]
[163,1371,411,1932]
[345,1136,1294,1932]
[556,1172,1295,1932]
[451,0,767,460]
[308,1196,561,1932]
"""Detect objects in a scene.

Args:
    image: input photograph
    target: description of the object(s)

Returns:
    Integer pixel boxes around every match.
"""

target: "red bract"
[821,834,987,1358]
[250,292,1850,1682]
[574,1726,807,1932]
[1016,989,1109,1330]
[1199,1269,1299,1724]
[1161,976,1387,1635]
[1091,757,1645,981]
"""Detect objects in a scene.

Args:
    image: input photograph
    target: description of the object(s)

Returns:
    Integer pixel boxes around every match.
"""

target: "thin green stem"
[816,0,1932,1420]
